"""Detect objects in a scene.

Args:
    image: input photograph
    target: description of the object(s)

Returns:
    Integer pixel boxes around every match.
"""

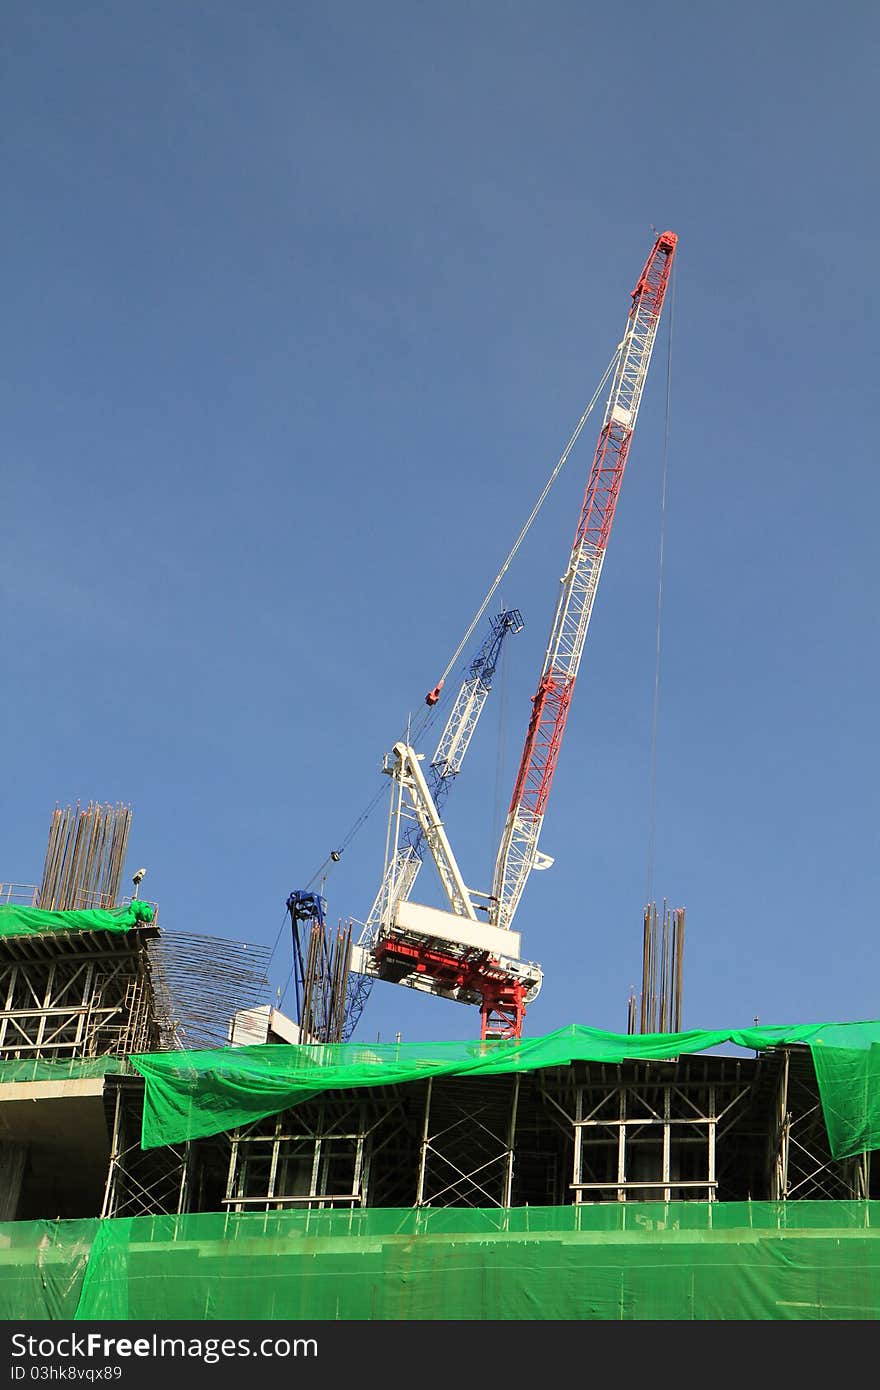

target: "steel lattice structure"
[0,927,166,1060]
[92,1046,871,1224]
[491,231,677,932]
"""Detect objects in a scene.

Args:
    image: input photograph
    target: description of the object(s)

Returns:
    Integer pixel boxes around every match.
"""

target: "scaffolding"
[0,924,165,1061]
[766,1047,869,1201]
[101,1078,190,1219]
[537,1057,755,1203]
[416,1077,520,1208]
[91,1044,879,1226]
[223,1098,379,1213]
[100,1081,414,1218]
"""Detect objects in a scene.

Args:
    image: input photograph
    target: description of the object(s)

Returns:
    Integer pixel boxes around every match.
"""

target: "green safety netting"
[0,1056,128,1084]
[3,1203,880,1320]
[0,1219,96,1320]
[0,902,154,939]
[129,1019,880,1159]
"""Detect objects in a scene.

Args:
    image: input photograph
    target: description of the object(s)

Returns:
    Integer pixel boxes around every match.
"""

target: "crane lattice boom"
[490,231,677,932]
[353,610,523,959]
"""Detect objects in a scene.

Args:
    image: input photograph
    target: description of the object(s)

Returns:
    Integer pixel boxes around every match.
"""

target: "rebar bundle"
[147,931,272,1050]
[38,803,132,910]
[299,922,352,1044]
[631,901,685,1034]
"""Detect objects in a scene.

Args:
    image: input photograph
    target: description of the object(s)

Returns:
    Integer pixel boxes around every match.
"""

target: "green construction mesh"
[0,902,154,939]
[3,1203,880,1320]
[809,1024,880,1160]
[0,1219,95,1319]
[0,1057,128,1084]
[129,1019,880,1158]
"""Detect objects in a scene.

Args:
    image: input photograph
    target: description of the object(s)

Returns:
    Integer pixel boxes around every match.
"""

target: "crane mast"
[490,230,677,933]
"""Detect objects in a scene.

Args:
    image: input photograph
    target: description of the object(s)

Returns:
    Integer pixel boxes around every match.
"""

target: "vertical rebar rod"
[650,902,659,1031]
[640,906,650,1033]
[658,906,664,1039]
[675,908,685,1031]
[38,803,134,910]
[637,900,686,1034]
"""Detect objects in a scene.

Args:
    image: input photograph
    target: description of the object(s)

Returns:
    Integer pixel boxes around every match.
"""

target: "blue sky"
[3,1,878,1043]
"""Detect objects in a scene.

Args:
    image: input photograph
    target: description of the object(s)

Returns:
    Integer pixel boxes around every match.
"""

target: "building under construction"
[4,235,879,1320]
[2,805,880,1319]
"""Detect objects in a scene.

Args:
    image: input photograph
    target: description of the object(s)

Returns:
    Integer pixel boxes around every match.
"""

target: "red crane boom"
[490,231,677,939]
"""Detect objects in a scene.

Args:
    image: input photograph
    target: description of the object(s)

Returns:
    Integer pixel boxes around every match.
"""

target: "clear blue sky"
[3,1,878,1042]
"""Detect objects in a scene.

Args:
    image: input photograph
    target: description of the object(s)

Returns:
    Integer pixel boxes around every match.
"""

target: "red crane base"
[480,984,527,1040]
[372,938,528,1041]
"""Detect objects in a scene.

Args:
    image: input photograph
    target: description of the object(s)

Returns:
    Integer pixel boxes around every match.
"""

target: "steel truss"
[430,609,524,779]
[223,1095,400,1213]
[0,930,162,1061]
[538,1058,754,1203]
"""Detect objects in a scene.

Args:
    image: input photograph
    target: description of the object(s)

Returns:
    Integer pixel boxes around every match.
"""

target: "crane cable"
[265,785,388,980]
[265,677,458,978]
[423,346,622,713]
[646,261,676,908]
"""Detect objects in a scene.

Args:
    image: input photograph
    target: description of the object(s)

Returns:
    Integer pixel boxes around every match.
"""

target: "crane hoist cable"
[262,908,294,992]
[421,346,621,716]
[646,259,676,909]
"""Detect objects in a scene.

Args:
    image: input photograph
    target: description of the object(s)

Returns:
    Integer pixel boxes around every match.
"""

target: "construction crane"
[350,230,678,1039]
[344,609,523,1037]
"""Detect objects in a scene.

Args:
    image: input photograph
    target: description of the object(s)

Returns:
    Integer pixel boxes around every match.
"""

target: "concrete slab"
[0,1078,111,1219]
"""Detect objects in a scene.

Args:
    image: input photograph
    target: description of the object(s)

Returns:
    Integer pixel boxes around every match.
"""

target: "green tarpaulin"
[129,1019,880,1158]
[0,902,154,939]
[2,1203,880,1320]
